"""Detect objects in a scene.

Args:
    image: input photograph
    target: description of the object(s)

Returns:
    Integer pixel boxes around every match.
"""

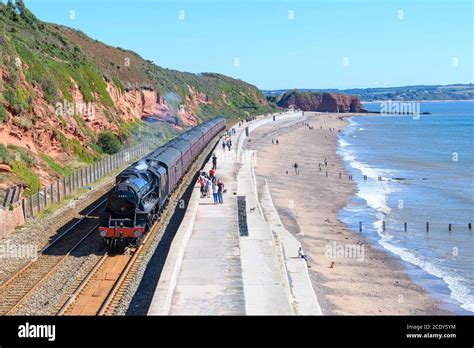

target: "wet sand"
[245,112,450,315]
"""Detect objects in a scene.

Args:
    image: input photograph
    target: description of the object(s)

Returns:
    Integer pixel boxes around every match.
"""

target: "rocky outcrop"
[276,91,367,113]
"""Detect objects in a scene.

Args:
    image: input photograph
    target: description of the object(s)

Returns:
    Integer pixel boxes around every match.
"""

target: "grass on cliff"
[1,1,275,125]
[0,1,278,197]
[0,144,11,164]
[40,153,72,177]
[69,139,99,164]
[0,104,9,123]
[11,160,40,195]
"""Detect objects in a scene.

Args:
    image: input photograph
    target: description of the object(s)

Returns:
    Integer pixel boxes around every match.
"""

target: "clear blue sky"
[17,0,474,90]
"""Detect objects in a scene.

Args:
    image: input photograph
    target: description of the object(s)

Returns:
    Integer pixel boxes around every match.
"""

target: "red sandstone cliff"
[276,91,367,113]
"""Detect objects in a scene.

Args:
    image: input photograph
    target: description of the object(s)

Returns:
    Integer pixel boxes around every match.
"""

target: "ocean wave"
[348,118,359,127]
[338,138,350,147]
[337,144,397,216]
[374,222,474,312]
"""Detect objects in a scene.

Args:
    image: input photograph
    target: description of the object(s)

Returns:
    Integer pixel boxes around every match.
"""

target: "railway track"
[56,236,146,315]
[0,199,107,315]
[55,136,222,316]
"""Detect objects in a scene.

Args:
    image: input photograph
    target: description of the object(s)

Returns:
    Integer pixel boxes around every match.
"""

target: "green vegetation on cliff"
[97,131,122,155]
[0,1,275,193]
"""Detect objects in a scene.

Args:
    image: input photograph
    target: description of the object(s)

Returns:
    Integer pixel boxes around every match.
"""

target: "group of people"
[222,137,233,151]
[199,153,225,204]
[239,116,256,126]
[271,139,279,145]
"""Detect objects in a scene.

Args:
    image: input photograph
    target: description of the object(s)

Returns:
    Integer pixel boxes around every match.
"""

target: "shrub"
[53,128,68,149]
[39,77,58,103]
[97,131,121,154]
[11,116,33,130]
[0,144,11,164]
[0,104,8,123]
[7,145,35,166]
[70,139,98,164]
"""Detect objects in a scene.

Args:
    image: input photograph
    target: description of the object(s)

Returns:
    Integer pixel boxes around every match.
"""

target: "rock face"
[277,91,367,113]
[0,1,272,192]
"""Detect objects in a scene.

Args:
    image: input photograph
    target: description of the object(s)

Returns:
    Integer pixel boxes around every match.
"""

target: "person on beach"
[276,139,279,145]
[217,179,225,204]
[298,247,310,267]
[293,162,299,175]
[212,182,219,204]
[212,153,217,170]
[324,158,328,167]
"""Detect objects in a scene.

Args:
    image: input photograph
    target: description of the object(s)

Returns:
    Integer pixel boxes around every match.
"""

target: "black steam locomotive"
[99,116,226,248]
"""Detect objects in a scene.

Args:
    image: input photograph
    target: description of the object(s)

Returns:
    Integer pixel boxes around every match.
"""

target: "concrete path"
[237,150,294,314]
[148,112,321,315]
[167,140,245,315]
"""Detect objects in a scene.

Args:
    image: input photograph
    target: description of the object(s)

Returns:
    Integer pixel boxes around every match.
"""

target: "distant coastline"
[263,84,474,104]
[363,99,474,104]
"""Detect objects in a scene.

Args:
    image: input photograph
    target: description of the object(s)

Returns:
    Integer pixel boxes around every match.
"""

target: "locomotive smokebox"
[109,189,138,215]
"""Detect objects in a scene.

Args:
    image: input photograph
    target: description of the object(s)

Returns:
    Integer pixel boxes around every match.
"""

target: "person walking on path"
[199,175,206,198]
[293,162,299,175]
[212,153,217,170]
[222,140,226,151]
[212,182,219,204]
[217,179,225,204]
[206,177,212,198]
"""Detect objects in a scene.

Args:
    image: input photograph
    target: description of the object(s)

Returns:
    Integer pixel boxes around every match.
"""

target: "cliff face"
[276,91,366,113]
[0,1,273,192]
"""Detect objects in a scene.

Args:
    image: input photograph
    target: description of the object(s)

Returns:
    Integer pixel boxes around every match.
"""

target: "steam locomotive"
[98,116,226,248]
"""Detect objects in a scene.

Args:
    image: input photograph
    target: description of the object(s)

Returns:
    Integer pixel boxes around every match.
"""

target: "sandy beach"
[245,112,450,315]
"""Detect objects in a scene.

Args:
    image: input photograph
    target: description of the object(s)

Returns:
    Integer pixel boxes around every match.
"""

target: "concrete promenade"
[148,112,321,315]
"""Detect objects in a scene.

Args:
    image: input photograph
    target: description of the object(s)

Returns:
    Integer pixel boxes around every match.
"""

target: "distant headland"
[263,84,474,102]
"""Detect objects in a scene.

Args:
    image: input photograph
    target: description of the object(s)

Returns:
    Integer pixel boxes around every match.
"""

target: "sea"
[337,101,474,314]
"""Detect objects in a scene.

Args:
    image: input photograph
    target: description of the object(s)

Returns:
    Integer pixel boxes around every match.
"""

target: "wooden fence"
[0,142,148,229]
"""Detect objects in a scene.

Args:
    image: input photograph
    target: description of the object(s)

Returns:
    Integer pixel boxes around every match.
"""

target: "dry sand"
[245,112,450,315]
